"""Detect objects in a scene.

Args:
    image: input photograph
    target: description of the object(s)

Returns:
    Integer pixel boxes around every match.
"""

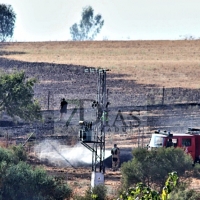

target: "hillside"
[0,40,200,197]
[1,40,200,88]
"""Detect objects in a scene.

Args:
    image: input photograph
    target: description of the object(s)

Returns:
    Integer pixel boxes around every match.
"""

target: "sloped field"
[0,40,200,197]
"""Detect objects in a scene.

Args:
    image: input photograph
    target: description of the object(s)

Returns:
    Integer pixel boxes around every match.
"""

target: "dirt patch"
[27,153,122,198]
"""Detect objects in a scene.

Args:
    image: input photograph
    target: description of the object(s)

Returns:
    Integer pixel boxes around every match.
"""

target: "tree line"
[0,4,104,42]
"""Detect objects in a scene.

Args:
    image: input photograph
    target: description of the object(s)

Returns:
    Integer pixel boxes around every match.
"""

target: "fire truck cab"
[148,128,200,163]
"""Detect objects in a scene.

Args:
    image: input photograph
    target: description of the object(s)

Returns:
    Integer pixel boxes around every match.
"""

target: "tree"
[0,4,16,42]
[0,71,41,121]
[70,6,104,41]
[120,147,193,191]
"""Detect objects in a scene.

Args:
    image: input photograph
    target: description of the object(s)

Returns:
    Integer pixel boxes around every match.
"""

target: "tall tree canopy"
[0,4,16,42]
[70,6,104,41]
[0,71,41,121]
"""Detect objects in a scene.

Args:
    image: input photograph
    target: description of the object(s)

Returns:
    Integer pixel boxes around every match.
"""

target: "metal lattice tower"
[80,69,109,173]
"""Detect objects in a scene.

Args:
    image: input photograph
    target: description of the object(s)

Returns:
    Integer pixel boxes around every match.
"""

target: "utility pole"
[79,68,110,187]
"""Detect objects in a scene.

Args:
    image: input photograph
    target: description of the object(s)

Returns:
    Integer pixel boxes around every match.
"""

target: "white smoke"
[34,140,111,167]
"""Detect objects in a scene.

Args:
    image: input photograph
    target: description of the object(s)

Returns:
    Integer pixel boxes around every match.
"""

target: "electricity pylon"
[79,68,110,174]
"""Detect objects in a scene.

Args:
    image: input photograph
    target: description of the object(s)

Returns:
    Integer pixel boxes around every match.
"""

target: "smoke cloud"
[34,140,111,168]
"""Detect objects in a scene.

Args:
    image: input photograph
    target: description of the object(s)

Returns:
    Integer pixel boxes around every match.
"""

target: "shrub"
[0,147,15,164]
[0,161,72,200]
[168,182,200,200]
[0,146,72,200]
[118,171,200,200]
[118,172,178,200]
[11,144,27,161]
[120,147,193,191]
[74,184,108,200]
[192,164,200,178]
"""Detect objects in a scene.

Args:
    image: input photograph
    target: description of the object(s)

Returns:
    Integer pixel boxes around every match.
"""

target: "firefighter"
[111,144,120,171]
[166,138,174,148]
[59,98,68,120]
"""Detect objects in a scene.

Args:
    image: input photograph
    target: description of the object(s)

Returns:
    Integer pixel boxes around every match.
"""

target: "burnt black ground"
[1,56,200,129]
[1,56,200,167]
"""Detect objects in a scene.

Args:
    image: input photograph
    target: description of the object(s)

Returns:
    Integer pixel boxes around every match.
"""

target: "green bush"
[74,184,108,200]
[11,144,27,161]
[0,145,27,165]
[192,164,200,178]
[118,172,200,200]
[118,172,179,200]
[0,146,72,200]
[168,182,200,200]
[0,147,15,164]
[121,147,193,191]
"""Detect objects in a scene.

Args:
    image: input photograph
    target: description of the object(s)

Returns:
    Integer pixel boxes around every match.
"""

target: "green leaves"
[77,184,107,200]
[0,146,72,200]
[161,172,178,200]
[120,147,196,199]
[70,6,104,41]
[121,147,193,190]
[119,182,160,200]
[0,4,16,42]
[118,172,178,200]
[0,71,41,121]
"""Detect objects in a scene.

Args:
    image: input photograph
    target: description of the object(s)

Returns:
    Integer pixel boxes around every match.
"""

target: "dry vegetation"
[1,40,200,88]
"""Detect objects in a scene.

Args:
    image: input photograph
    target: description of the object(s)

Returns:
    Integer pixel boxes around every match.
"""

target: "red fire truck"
[148,128,200,163]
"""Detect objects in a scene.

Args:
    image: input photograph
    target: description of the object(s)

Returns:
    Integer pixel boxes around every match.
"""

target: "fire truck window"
[182,139,191,147]
[172,139,178,147]
[155,137,163,146]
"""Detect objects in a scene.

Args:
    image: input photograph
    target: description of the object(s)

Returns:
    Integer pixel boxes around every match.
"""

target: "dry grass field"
[1,40,200,198]
[1,40,200,88]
